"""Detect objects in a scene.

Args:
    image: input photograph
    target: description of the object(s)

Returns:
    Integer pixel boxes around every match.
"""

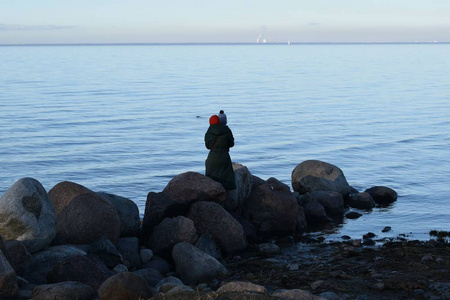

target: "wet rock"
[148,216,198,259]
[364,186,397,204]
[244,178,299,236]
[87,236,123,268]
[32,281,96,300]
[0,177,56,253]
[291,160,351,196]
[216,281,268,294]
[188,201,246,255]
[345,211,362,219]
[163,171,226,206]
[348,193,375,209]
[311,191,345,216]
[97,192,140,237]
[172,242,228,284]
[382,226,392,232]
[98,272,154,300]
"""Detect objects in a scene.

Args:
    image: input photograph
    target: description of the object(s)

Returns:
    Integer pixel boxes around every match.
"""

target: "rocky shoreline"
[0,159,447,299]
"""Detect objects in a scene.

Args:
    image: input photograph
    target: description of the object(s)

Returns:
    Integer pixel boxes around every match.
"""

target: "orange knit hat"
[209,115,220,125]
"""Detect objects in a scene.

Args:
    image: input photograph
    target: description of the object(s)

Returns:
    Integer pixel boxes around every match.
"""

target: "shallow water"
[1,43,449,240]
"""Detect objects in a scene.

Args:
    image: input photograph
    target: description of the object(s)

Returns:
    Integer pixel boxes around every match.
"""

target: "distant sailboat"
[288,41,291,46]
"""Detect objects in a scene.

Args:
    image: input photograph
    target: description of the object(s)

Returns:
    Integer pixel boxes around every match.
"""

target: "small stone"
[258,243,281,255]
[140,248,153,264]
[113,264,128,273]
[373,282,385,290]
[287,263,299,271]
[382,226,392,232]
[311,280,326,290]
[341,235,351,240]
[363,232,376,239]
[421,253,433,261]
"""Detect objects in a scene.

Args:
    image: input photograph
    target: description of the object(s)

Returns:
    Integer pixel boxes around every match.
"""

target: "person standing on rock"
[204,114,236,190]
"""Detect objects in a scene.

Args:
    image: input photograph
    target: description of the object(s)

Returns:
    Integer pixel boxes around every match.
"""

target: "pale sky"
[1,0,449,44]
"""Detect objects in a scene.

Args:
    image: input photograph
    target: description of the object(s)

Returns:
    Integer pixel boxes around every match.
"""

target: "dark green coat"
[204,124,236,190]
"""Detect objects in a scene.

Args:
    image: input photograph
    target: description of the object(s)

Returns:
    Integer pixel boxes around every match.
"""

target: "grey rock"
[216,281,268,294]
[292,160,351,196]
[97,192,141,237]
[244,177,299,236]
[165,284,194,294]
[4,239,32,273]
[195,233,223,261]
[348,192,376,209]
[302,194,330,223]
[163,171,226,206]
[133,268,164,288]
[364,186,398,204]
[257,243,281,255]
[311,191,344,216]
[141,255,171,275]
[0,177,56,253]
[32,281,96,300]
[113,264,128,273]
[20,245,86,284]
[149,216,198,258]
[188,201,246,255]
[139,248,153,264]
[0,249,19,298]
[115,237,141,269]
[273,288,317,300]
[155,276,184,293]
[172,242,228,284]
[225,163,254,212]
[88,236,123,268]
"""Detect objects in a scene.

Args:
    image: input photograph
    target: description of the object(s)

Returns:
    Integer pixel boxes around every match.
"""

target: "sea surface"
[1,43,449,241]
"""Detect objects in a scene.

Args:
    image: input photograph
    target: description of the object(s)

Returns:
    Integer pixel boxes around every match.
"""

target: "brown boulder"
[292,160,351,196]
[98,272,154,300]
[49,181,92,214]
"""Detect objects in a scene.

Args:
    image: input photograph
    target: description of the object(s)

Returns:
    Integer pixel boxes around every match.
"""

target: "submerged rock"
[364,186,397,204]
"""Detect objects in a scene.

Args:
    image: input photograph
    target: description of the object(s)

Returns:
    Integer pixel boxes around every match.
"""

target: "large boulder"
[98,272,155,300]
[49,181,92,214]
[292,160,351,196]
[47,254,115,291]
[244,178,299,236]
[172,242,228,284]
[0,249,19,298]
[0,178,56,253]
[97,192,140,237]
[141,191,187,246]
[20,245,86,284]
[32,281,96,300]
[54,192,120,245]
[163,171,226,205]
[311,191,344,216]
[364,186,398,204]
[187,201,246,255]
[148,216,198,258]
[225,163,254,212]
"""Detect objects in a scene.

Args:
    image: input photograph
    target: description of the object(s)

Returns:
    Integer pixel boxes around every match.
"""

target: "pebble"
[421,253,434,261]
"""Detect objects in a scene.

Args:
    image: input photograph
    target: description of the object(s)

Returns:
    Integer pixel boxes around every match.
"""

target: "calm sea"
[1,43,449,241]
